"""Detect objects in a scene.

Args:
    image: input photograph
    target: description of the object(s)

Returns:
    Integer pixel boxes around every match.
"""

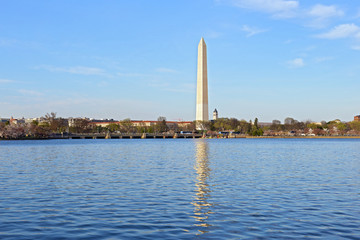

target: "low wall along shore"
[2,133,360,140]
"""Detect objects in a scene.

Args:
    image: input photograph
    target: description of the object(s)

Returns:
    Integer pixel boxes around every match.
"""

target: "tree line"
[1,113,360,139]
[267,117,360,136]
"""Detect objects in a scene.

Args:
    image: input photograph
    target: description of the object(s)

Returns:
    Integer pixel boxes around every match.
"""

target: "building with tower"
[213,109,218,120]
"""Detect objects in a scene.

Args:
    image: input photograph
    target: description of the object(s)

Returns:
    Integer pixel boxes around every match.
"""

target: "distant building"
[355,115,360,121]
[258,122,272,127]
[132,120,192,128]
[165,121,192,128]
[0,118,10,123]
[213,109,218,120]
[9,117,25,125]
[131,120,156,127]
[25,118,43,124]
[68,117,90,127]
[90,120,193,129]
[88,119,116,127]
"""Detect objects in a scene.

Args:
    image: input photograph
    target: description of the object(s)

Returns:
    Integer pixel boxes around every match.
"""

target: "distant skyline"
[1,0,360,122]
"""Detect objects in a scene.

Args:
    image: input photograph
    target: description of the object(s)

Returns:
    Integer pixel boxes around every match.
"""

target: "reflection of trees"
[191,140,213,234]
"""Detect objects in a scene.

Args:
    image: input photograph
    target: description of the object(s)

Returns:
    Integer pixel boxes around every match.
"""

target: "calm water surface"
[0,139,359,239]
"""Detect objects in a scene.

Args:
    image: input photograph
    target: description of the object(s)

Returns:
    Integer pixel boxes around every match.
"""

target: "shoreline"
[1,135,360,141]
[244,136,360,139]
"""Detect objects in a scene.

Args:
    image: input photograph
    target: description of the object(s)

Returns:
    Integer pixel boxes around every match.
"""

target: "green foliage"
[254,118,258,128]
[4,113,360,139]
[107,123,121,132]
[213,118,232,131]
[307,123,323,130]
[237,120,250,134]
[92,125,105,133]
[147,126,154,133]
[251,127,263,136]
[349,121,360,131]
[336,122,348,131]
[211,118,251,134]
[250,118,263,136]
[246,120,252,134]
[270,120,284,131]
[39,122,50,128]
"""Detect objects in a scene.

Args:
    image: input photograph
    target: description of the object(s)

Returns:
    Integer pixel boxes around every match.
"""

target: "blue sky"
[1,0,360,122]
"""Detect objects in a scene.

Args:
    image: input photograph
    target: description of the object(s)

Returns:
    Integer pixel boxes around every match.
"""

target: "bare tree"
[44,112,67,133]
[120,118,133,133]
[272,120,281,125]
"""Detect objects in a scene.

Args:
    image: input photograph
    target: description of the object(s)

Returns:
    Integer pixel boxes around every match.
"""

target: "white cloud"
[314,57,334,63]
[308,4,343,19]
[117,72,150,77]
[0,79,15,83]
[4,97,159,120]
[65,66,105,75]
[241,25,268,37]
[230,0,299,17]
[18,89,43,96]
[0,38,39,49]
[155,68,178,73]
[306,4,344,28]
[287,58,304,68]
[36,65,107,76]
[351,46,360,50]
[0,39,18,47]
[222,1,346,30]
[316,23,360,39]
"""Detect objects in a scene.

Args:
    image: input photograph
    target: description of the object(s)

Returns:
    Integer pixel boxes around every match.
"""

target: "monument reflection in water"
[192,140,213,234]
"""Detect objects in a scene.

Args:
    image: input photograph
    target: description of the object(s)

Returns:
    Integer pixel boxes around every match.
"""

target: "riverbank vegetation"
[1,113,360,139]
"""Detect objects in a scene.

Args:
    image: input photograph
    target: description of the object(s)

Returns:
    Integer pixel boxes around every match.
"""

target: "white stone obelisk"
[196,38,209,124]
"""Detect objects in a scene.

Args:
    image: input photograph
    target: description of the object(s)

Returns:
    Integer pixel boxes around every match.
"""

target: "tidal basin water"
[0,139,360,239]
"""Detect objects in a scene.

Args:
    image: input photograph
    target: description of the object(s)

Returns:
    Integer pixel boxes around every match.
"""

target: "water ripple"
[0,139,360,239]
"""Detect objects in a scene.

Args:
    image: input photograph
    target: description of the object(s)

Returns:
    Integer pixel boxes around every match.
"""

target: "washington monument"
[196,37,209,123]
